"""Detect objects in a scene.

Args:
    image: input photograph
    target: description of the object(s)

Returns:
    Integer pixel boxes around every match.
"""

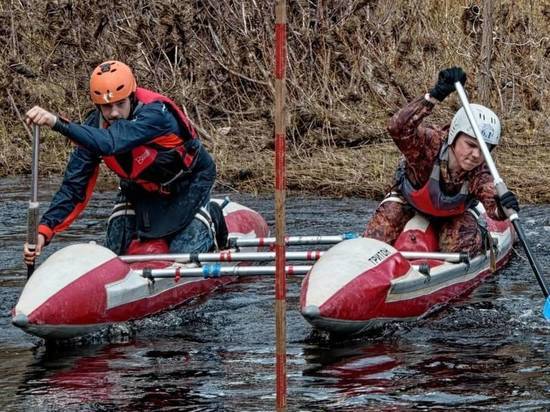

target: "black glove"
[497,191,520,215]
[429,67,467,102]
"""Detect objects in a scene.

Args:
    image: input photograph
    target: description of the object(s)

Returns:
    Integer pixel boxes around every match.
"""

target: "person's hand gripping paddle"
[455,82,550,320]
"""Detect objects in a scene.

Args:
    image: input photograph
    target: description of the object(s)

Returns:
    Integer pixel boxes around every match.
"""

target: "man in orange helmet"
[24,60,217,263]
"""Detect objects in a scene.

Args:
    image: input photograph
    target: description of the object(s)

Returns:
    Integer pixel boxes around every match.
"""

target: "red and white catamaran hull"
[300,206,514,335]
[12,200,269,339]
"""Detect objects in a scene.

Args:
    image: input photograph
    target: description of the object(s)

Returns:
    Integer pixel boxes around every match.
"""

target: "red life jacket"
[396,143,472,217]
[103,88,199,193]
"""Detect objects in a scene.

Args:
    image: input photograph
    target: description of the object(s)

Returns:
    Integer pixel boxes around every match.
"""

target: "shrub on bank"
[1,1,548,202]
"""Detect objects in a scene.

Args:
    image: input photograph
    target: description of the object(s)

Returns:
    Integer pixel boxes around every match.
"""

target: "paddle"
[26,125,40,278]
[455,82,550,319]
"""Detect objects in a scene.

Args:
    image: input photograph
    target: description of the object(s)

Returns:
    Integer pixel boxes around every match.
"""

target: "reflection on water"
[1,176,549,411]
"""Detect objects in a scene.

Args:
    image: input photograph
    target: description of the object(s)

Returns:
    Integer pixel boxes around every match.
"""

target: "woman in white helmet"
[364,67,519,254]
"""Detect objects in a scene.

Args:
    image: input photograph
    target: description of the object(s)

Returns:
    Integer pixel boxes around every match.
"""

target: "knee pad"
[208,201,229,250]
[108,202,135,224]
[194,202,229,251]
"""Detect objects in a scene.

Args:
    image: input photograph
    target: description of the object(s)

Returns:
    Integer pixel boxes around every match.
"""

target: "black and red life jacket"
[396,142,473,217]
[102,87,199,193]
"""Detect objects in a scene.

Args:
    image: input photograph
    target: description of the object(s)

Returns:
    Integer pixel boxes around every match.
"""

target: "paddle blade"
[544,297,550,320]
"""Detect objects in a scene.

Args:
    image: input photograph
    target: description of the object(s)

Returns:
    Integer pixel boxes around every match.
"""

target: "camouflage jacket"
[387,95,503,220]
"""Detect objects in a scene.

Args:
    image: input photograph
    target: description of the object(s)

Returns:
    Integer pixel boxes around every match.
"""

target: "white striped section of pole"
[274,1,287,410]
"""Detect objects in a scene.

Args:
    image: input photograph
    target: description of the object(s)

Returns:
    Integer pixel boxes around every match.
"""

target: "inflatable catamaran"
[12,199,269,339]
[12,200,516,339]
[300,204,514,335]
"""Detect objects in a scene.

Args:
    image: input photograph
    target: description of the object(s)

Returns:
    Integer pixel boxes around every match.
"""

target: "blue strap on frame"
[202,263,222,278]
[343,232,359,240]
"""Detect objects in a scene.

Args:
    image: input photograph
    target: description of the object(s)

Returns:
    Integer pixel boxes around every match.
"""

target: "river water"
[0,176,549,411]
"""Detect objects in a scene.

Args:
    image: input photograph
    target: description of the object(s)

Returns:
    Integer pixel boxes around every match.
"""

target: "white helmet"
[448,104,501,147]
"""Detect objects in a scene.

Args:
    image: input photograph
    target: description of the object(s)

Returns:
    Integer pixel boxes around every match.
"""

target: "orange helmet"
[89,60,137,104]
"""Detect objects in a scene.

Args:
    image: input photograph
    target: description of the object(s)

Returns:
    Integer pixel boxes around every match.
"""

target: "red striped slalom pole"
[274,1,287,410]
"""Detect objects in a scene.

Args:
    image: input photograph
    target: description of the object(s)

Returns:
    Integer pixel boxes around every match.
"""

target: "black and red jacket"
[40,88,215,242]
[102,88,200,193]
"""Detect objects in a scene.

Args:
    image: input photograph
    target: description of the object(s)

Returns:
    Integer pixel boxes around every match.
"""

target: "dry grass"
[1,0,549,202]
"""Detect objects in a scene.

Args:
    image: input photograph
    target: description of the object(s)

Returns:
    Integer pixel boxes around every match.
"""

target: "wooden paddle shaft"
[26,203,39,249]
[26,125,40,277]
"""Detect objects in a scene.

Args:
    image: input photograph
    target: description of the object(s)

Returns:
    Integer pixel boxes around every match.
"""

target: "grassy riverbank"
[1,1,549,202]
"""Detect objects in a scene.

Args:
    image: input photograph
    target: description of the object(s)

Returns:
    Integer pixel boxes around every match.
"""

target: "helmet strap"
[447,144,459,174]
[129,93,140,118]
[96,106,108,128]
